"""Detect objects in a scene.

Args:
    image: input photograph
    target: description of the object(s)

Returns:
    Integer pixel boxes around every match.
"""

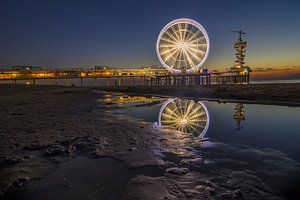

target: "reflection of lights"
[156,18,210,73]
[26,81,30,85]
[233,103,245,130]
[158,98,209,137]
[101,94,164,106]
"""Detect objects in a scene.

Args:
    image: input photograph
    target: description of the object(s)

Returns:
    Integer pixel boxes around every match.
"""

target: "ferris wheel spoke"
[186,123,199,133]
[164,49,180,63]
[170,26,181,42]
[181,99,189,117]
[183,126,189,133]
[161,112,177,120]
[184,30,198,43]
[160,46,178,56]
[163,31,179,43]
[187,44,206,52]
[162,111,180,120]
[171,123,181,130]
[183,101,195,119]
[174,51,182,70]
[176,24,183,41]
[163,107,180,119]
[160,37,178,45]
[182,23,189,41]
[159,44,178,48]
[186,106,203,119]
[188,116,206,124]
[185,50,202,63]
[184,52,189,69]
[188,112,206,121]
[188,120,201,128]
[178,99,186,117]
[187,35,206,44]
[170,50,180,67]
[179,23,188,41]
[188,43,207,48]
[183,50,195,68]
[187,46,206,56]
[184,31,196,43]
[167,104,181,118]
[162,119,179,124]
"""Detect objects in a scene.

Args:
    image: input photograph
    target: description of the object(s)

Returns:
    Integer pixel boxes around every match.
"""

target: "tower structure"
[229,30,252,82]
[233,31,247,69]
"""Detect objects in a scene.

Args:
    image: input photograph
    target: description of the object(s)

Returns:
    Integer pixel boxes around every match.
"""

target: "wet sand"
[0,84,162,199]
[1,84,299,199]
[99,83,300,106]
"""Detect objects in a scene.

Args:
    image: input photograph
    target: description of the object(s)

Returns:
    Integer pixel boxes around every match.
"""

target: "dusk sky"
[1,0,300,79]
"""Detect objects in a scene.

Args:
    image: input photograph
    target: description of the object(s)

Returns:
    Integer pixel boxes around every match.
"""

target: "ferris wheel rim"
[156,18,210,73]
[158,98,210,137]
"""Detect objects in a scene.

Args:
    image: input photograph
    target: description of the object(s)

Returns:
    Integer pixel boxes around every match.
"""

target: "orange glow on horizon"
[250,66,300,80]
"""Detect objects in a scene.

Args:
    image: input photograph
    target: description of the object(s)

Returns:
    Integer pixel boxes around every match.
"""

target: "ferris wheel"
[156,18,210,73]
[158,98,210,136]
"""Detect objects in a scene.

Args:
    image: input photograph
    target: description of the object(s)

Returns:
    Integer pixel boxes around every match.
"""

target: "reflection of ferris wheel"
[156,18,210,73]
[158,98,209,136]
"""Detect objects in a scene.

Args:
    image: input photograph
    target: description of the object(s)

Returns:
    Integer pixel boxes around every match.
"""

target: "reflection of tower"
[233,103,245,130]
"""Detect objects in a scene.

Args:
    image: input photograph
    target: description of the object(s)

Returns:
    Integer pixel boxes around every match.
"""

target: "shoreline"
[114,91,300,107]
[1,83,299,106]
[98,83,300,106]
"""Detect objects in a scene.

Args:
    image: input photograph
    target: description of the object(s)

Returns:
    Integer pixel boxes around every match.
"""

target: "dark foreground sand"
[0,84,163,199]
[0,84,299,200]
[100,83,300,106]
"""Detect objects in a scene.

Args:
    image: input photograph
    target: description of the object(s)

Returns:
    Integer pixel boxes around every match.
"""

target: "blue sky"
[1,0,300,71]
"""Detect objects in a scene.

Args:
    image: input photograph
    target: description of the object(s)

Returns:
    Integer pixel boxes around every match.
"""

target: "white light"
[158,98,210,137]
[180,118,188,125]
[176,41,188,50]
[156,18,210,73]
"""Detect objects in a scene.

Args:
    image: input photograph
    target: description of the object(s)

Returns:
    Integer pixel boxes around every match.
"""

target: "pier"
[0,68,250,87]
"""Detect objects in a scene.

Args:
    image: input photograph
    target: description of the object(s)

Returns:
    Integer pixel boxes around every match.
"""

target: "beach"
[0,84,164,199]
[1,84,300,199]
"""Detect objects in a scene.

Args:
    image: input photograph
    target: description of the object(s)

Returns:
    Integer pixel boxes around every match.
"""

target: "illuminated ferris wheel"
[156,18,210,73]
[158,98,209,136]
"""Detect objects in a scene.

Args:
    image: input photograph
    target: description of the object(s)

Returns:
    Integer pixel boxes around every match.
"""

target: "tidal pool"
[97,92,300,199]
[106,93,300,162]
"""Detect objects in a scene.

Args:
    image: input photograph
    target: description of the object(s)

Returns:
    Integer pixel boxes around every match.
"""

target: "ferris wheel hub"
[180,118,188,125]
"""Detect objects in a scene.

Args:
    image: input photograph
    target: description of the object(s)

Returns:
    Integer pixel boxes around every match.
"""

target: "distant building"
[94,66,110,70]
[11,66,43,71]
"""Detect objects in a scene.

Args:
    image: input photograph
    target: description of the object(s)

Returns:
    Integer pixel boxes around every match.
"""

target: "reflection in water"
[99,92,300,199]
[233,103,245,130]
[99,92,164,106]
[158,98,209,137]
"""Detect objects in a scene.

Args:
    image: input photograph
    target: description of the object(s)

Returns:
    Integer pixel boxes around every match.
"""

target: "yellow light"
[160,98,208,134]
